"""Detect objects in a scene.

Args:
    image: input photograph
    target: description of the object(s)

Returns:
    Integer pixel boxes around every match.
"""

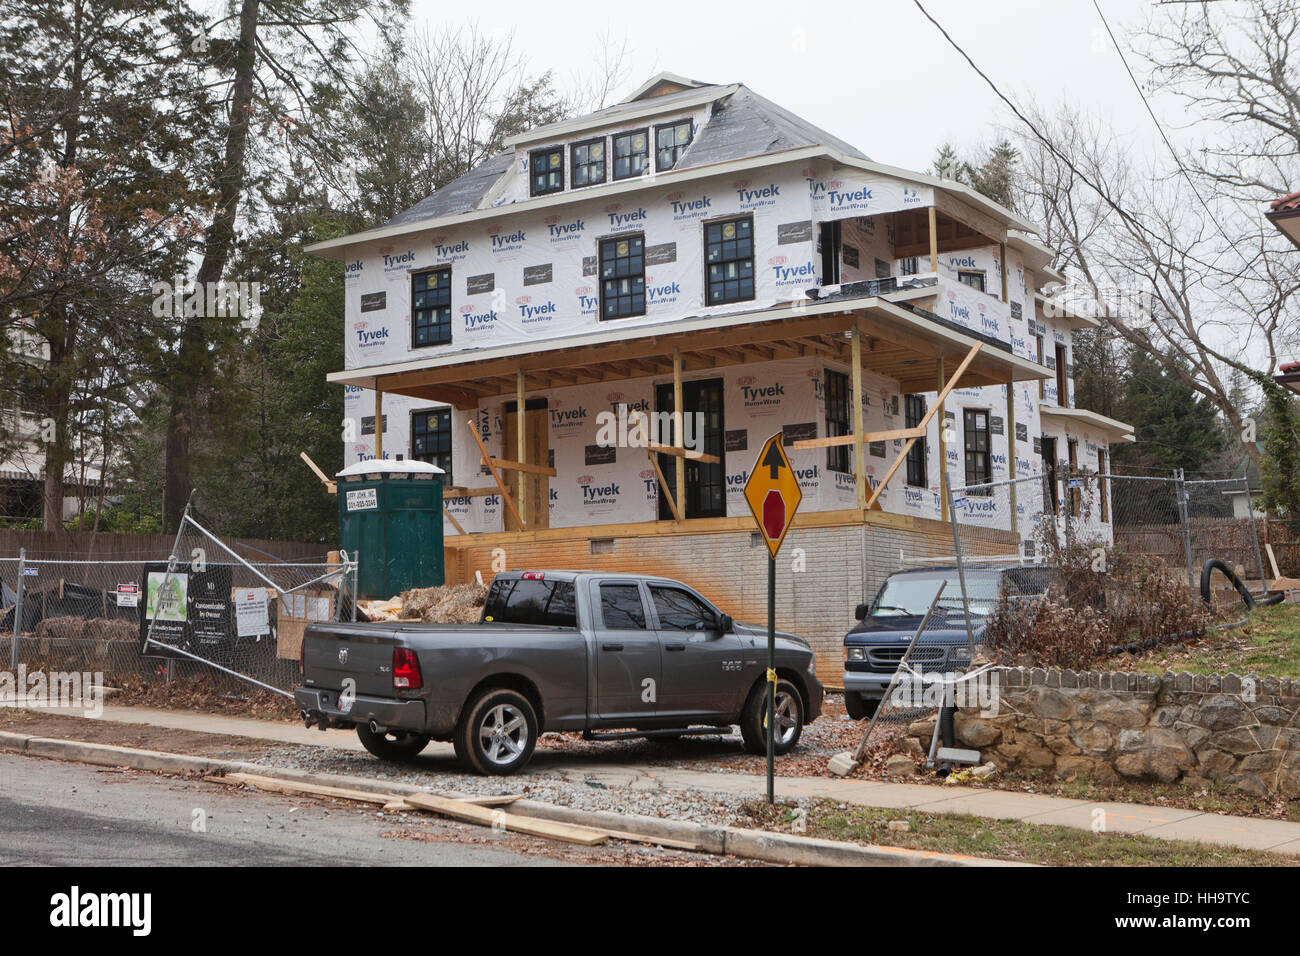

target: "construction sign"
[744,433,803,558]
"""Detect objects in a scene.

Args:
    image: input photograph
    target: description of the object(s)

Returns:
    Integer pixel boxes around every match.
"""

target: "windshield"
[870,572,1004,618]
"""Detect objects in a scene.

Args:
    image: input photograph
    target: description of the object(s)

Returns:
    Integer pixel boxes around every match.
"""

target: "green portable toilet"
[336,459,445,599]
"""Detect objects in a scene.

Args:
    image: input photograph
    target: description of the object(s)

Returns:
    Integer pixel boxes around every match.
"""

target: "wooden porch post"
[1007,378,1017,534]
[851,326,866,509]
[1000,241,1009,302]
[937,358,947,521]
[928,206,939,274]
[516,369,527,526]
[673,348,685,519]
[374,388,383,460]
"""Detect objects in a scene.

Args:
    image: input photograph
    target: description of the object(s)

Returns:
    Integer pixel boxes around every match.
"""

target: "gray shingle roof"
[381,83,869,230]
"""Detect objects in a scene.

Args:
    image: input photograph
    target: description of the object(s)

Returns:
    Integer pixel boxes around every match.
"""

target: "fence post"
[1240,475,1268,597]
[1060,459,1073,551]
[1175,468,1195,590]
[9,547,24,669]
[944,475,976,655]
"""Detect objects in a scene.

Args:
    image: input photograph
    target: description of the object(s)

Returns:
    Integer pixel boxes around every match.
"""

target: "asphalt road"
[0,752,563,867]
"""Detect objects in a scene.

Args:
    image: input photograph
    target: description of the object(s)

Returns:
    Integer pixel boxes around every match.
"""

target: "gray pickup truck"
[295,570,823,775]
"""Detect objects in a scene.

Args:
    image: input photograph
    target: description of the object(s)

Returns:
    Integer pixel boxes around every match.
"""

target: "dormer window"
[612,129,649,180]
[571,137,606,188]
[529,146,565,196]
[655,120,693,171]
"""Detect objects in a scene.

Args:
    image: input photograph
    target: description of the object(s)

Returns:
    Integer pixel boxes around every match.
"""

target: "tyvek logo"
[606,206,647,229]
[550,402,588,430]
[739,376,784,410]
[794,464,820,487]
[545,216,584,241]
[668,191,712,219]
[770,255,816,285]
[647,278,680,304]
[607,392,649,414]
[578,475,621,506]
[381,250,416,271]
[460,303,498,333]
[490,230,526,252]
[433,239,469,260]
[353,321,389,348]
[828,182,874,210]
[950,255,978,269]
[575,285,598,315]
[735,179,780,207]
[902,186,922,204]
[515,295,556,323]
[344,259,363,279]
[946,291,972,323]
[640,468,657,500]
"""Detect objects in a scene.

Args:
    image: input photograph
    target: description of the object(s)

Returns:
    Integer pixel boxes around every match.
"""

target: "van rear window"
[483,578,577,627]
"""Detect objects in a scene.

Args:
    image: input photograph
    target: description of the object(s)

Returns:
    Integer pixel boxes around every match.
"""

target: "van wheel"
[740,678,804,756]
[356,725,431,762]
[457,688,538,775]
[844,694,879,721]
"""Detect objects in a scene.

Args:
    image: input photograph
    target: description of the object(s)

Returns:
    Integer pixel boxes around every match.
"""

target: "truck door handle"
[664,642,686,651]
[601,642,624,651]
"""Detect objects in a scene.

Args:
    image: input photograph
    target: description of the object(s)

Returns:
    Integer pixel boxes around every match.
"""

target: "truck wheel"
[355,725,431,762]
[457,689,538,775]
[739,678,804,756]
[843,693,878,721]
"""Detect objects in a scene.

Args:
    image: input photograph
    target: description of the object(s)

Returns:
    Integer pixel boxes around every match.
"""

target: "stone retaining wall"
[909,668,1300,797]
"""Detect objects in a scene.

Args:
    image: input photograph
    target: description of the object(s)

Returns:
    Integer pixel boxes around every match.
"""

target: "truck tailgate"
[302,623,403,697]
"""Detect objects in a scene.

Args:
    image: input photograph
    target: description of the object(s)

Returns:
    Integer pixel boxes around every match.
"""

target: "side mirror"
[854,604,870,621]
[716,612,733,633]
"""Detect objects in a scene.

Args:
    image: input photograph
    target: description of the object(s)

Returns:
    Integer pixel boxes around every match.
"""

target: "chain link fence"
[2,512,357,698]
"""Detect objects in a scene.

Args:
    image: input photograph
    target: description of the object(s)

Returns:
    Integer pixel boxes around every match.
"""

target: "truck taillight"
[521,571,545,580]
[393,647,422,690]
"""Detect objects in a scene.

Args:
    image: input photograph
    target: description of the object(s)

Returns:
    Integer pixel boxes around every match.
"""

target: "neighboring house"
[1267,191,1300,250]
[307,73,1134,668]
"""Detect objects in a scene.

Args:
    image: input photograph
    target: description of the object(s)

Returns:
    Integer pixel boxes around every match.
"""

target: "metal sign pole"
[766,553,776,804]
[9,548,25,669]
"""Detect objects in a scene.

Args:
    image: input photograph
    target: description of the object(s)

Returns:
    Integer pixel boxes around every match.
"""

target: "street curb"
[0,730,1025,867]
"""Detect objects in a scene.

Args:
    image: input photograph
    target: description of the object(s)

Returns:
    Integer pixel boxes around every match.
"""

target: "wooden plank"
[443,507,466,536]
[852,327,866,509]
[488,457,558,477]
[404,792,609,846]
[1267,542,1282,580]
[647,442,720,464]
[673,348,685,518]
[442,486,499,499]
[219,773,393,806]
[791,427,923,451]
[516,370,527,526]
[648,449,683,522]
[928,205,939,273]
[384,795,521,811]
[465,418,525,530]
[374,389,383,459]
[866,342,982,511]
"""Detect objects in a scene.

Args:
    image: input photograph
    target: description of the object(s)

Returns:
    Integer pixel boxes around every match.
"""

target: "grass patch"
[1120,602,1300,679]
[784,801,1299,867]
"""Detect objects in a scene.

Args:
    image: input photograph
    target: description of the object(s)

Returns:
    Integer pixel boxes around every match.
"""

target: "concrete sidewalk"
[18,701,1300,857]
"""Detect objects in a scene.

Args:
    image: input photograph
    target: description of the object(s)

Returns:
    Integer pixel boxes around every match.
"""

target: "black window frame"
[958,270,986,292]
[905,393,927,488]
[899,256,920,276]
[963,408,992,493]
[482,577,577,628]
[704,215,755,307]
[648,585,715,632]
[598,233,646,320]
[824,369,851,474]
[654,119,693,172]
[1055,342,1069,407]
[611,128,649,181]
[599,583,648,629]
[411,267,452,348]
[410,407,452,475]
[570,137,606,188]
[528,145,565,197]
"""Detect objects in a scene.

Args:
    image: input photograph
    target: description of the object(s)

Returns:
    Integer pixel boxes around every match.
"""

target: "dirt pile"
[394,582,488,624]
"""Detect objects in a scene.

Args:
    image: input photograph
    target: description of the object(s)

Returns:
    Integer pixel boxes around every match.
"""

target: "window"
[529,146,564,196]
[1067,439,1080,517]
[824,369,850,473]
[655,119,693,171]
[899,256,920,276]
[704,216,755,306]
[819,221,842,285]
[599,234,645,319]
[1035,333,1045,399]
[958,270,986,292]
[963,409,991,491]
[600,584,646,629]
[1041,436,1059,512]
[1055,342,1069,407]
[411,409,451,475]
[412,268,451,347]
[612,129,649,180]
[1098,447,1109,522]
[482,577,577,627]
[905,394,927,488]
[649,585,714,631]
[571,137,606,188]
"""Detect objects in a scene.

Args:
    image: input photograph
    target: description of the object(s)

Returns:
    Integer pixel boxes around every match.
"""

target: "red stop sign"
[762,490,786,541]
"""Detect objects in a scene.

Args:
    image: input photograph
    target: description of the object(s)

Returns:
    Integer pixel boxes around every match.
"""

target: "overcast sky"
[407,0,1170,174]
